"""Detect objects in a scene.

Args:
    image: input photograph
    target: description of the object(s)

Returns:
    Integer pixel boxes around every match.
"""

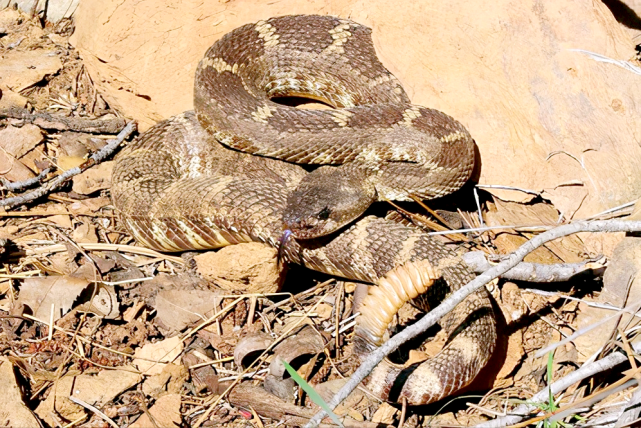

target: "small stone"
[194,242,284,293]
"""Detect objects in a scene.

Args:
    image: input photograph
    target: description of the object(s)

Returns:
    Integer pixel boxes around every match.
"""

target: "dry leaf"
[69,196,111,215]
[71,369,141,406]
[0,86,28,109]
[0,49,62,91]
[0,357,41,428]
[34,213,72,229]
[72,222,99,243]
[371,402,398,424]
[17,276,91,321]
[58,155,86,171]
[485,198,585,263]
[0,124,43,158]
[133,336,183,375]
[153,289,221,332]
[0,149,35,182]
[71,161,114,195]
[0,279,10,294]
[75,284,120,319]
[35,375,86,426]
[142,363,188,398]
[130,393,181,428]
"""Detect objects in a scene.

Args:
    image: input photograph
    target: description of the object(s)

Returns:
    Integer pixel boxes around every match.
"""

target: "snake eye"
[318,206,331,220]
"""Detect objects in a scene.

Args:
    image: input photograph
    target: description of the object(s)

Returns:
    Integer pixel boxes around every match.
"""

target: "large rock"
[71,0,641,220]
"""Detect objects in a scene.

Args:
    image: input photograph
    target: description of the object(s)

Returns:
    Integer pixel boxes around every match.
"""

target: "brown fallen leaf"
[485,198,585,263]
[142,363,188,398]
[33,213,72,229]
[17,275,91,321]
[35,375,86,426]
[0,86,28,109]
[72,222,99,243]
[75,284,120,319]
[0,124,43,158]
[0,357,42,428]
[133,336,184,375]
[71,369,141,407]
[0,49,62,92]
[58,154,86,171]
[0,149,35,182]
[58,132,92,158]
[71,161,114,195]
[152,289,222,332]
[129,393,181,428]
[371,402,398,425]
[69,196,111,215]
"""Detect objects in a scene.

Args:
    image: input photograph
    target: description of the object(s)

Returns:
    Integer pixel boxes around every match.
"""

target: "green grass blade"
[281,359,344,427]
[546,352,556,428]
[547,352,554,406]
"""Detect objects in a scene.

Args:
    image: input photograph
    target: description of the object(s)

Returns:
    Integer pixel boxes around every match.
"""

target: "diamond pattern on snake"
[111,15,496,405]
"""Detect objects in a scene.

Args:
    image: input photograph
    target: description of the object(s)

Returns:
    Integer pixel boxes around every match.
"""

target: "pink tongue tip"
[277,229,293,265]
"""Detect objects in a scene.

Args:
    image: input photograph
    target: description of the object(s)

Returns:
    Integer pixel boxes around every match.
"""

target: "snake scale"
[111,15,496,405]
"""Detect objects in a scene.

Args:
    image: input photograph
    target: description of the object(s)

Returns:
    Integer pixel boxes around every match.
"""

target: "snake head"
[284,204,338,239]
[283,164,377,239]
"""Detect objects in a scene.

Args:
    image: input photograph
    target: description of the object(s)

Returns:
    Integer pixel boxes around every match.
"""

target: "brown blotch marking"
[266,15,339,55]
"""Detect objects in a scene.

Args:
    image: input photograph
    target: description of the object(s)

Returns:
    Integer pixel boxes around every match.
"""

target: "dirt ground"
[2,3,641,428]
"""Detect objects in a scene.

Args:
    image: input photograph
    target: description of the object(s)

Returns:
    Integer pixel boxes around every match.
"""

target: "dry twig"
[462,251,605,282]
[0,121,136,208]
[1,108,128,134]
[1,168,50,192]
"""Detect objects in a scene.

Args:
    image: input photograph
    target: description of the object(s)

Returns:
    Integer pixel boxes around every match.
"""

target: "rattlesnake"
[194,14,476,239]
[111,15,496,405]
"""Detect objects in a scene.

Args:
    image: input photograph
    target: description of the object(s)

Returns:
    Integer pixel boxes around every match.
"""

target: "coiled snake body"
[112,15,496,405]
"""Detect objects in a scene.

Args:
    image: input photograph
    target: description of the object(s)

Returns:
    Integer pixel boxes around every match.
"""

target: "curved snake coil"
[111,15,496,406]
[194,14,476,239]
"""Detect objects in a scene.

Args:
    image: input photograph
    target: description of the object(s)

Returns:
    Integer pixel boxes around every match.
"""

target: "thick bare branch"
[462,251,605,282]
[1,168,50,192]
[1,108,127,134]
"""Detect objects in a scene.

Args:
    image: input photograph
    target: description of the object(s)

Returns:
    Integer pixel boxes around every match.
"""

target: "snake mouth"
[282,203,339,240]
[283,216,339,240]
